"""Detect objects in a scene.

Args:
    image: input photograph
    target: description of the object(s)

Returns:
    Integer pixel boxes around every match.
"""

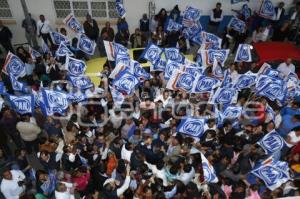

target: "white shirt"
[37,20,52,35]
[145,161,168,186]
[0,170,26,199]
[277,62,295,78]
[210,10,224,22]
[286,131,300,148]
[177,167,195,185]
[55,182,75,199]
[121,144,133,162]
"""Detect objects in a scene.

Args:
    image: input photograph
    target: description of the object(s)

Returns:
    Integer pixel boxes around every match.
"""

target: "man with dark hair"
[0,20,14,53]
[0,168,26,199]
[83,14,99,42]
[37,15,53,46]
[208,2,224,35]
[22,13,38,48]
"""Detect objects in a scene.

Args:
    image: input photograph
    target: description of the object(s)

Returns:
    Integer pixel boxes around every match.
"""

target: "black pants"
[24,139,39,154]
[41,33,53,46]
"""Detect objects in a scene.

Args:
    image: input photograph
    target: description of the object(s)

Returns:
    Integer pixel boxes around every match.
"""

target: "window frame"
[0,0,14,19]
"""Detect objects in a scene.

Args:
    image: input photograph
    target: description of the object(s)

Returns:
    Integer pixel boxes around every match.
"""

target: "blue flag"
[183,66,203,78]
[201,153,218,183]
[65,56,86,76]
[222,105,243,119]
[29,46,41,60]
[182,6,201,27]
[68,75,94,90]
[130,60,151,81]
[241,4,251,20]
[112,69,139,95]
[233,71,257,90]
[115,0,126,18]
[165,18,183,32]
[56,42,74,57]
[200,49,229,67]
[63,13,84,33]
[166,70,195,92]
[110,85,125,106]
[193,76,219,93]
[164,60,184,80]
[231,0,249,4]
[114,42,129,56]
[78,34,96,55]
[251,159,290,191]
[40,89,70,116]
[201,31,222,45]
[2,52,26,78]
[42,41,50,55]
[141,43,163,64]
[10,75,28,93]
[228,17,246,33]
[258,0,275,19]
[234,44,252,62]
[8,94,34,114]
[115,53,131,67]
[183,22,202,40]
[164,48,185,63]
[50,32,70,45]
[257,130,286,155]
[210,87,238,105]
[150,58,166,71]
[67,91,87,103]
[176,118,205,138]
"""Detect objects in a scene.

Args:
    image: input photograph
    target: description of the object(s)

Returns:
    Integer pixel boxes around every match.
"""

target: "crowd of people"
[0,1,300,199]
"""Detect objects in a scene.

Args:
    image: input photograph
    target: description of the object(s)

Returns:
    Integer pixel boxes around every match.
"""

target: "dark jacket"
[83,19,99,41]
[0,26,12,43]
[275,7,285,21]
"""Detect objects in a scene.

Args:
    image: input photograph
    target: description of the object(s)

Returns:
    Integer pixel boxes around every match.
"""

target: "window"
[0,0,13,18]
[53,0,118,19]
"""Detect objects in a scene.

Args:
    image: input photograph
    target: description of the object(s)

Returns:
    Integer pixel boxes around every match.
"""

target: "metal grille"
[108,1,117,18]
[91,1,106,18]
[72,1,88,9]
[0,0,12,18]
[53,0,71,18]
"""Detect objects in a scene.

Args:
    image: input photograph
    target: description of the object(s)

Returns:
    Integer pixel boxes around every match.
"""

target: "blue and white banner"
[56,42,74,57]
[258,0,275,19]
[110,85,125,106]
[193,76,219,93]
[185,59,200,68]
[183,22,202,40]
[65,56,86,76]
[183,66,203,78]
[0,82,5,95]
[112,69,139,95]
[209,87,238,105]
[2,52,26,78]
[233,71,257,90]
[166,70,195,92]
[150,58,166,71]
[176,118,205,138]
[251,159,290,191]
[222,105,243,119]
[212,59,224,79]
[164,60,184,80]
[200,49,229,67]
[231,0,249,4]
[228,17,246,33]
[221,69,233,88]
[182,6,201,27]
[115,53,131,67]
[165,18,183,32]
[115,0,126,18]
[141,43,163,64]
[114,42,129,57]
[67,92,87,103]
[29,46,41,60]
[8,95,34,115]
[68,75,94,90]
[164,48,185,63]
[40,89,69,116]
[130,60,151,81]
[266,103,276,122]
[258,130,286,155]
[63,13,84,34]
[201,31,222,46]
[42,41,50,55]
[200,42,221,50]
[201,153,219,183]
[50,32,70,45]
[10,75,28,93]
[78,34,96,55]
[241,4,251,20]
[234,44,252,62]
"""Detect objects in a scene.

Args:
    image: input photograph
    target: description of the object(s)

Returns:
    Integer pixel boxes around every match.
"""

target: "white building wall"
[4,0,295,45]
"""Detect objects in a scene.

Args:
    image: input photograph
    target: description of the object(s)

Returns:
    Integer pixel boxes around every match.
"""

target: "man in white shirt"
[0,169,26,199]
[277,58,296,78]
[285,127,300,148]
[37,15,53,46]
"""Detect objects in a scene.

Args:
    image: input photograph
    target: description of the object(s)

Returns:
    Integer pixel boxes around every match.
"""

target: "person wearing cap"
[102,163,131,199]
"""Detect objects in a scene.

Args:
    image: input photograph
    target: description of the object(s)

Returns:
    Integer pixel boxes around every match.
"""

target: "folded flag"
[201,153,219,183]
[114,42,129,56]
[112,69,139,95]
[228,17,246,33]
[209,87,238,105]
[78,34,96,55]
[56,42,74,57]
[130,60,151,81]
[258,0,275,19]
[164,48,185,63]
[192,75,220,93]
[166,70,195,92]
[231,0,249,4]
[234,44,252,62]
[251,159,290,191]
[141,43,163,64]
[8,94,34,114]
[164,60,184,80]
[165,18,183,32]
[183,22,202,40]
[63,13,84,34]
[110,85,125,106]
[2,52,26,78]
[233,71,257,90]
[65,55,86,76]
[29,46,41,61]
[150,58,166,72]
[182,6,201,28]
[68,75,94,90]
[176,117,206,138]
[10,75,28,93]
[40,89,70,116]
[257,130,286,155]
[115,0,126,18]
[200,49,229,67]
[50,32,70,45]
